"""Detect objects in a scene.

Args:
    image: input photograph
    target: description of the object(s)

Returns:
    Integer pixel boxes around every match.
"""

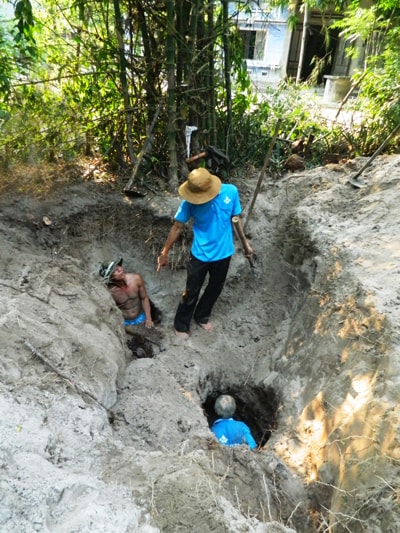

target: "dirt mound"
[1,156,400,532]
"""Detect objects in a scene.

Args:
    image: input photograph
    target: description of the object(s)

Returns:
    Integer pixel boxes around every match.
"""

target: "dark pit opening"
[127,334,156,359]
[202,384,279,448]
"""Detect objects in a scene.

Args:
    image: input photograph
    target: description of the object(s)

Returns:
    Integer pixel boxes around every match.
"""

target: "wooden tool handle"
[186,151,206,163]
[232,216,256,268]
[232,216,248,252]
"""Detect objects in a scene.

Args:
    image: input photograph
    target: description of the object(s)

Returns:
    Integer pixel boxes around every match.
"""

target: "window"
[240,30,266,60]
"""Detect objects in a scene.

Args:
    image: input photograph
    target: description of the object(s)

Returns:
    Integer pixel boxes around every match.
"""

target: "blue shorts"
[124,311,146,326]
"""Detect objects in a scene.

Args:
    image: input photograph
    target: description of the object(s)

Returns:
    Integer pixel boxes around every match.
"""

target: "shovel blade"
[347,175,367,188]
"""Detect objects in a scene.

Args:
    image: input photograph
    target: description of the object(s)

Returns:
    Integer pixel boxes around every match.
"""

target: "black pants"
[174,254,231,333]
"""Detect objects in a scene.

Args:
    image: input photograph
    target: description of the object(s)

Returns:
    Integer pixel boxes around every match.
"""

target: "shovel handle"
[232,217,255,268]
[186,151,207,164]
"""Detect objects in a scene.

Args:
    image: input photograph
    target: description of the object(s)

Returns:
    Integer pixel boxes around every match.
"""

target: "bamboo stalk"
[244,118,282,230]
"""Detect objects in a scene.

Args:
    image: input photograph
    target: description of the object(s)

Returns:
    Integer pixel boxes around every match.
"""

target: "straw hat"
[178,168,221,204]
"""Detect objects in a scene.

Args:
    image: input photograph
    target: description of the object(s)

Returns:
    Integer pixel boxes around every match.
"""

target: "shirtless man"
[99,258,154,329]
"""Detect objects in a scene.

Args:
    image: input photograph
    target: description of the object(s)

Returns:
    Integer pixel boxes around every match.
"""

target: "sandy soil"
[1,154,400,532]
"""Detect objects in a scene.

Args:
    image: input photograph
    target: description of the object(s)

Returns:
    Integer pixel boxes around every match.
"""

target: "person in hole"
[211,394,257,449]
[99,258,161,329]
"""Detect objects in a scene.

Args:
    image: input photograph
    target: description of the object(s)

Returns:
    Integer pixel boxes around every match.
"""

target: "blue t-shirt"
[174,183,242,262]
[211,418,257,449]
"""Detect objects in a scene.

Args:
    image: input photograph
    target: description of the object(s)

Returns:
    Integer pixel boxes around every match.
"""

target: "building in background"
[230,1,365,90]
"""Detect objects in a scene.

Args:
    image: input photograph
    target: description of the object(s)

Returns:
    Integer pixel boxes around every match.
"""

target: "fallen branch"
[333,71,367,123]
[348,120,400,187]
[123,102,162,193]
[24,340,107,410]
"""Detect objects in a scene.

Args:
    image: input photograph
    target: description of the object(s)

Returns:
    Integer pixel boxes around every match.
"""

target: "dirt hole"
[127,334,156,359]
[202,384,280,448]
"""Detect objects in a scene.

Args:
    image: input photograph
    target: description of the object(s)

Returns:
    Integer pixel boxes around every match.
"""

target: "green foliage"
[229,97,272,166]
[0,0,128,165]
[226,82,343,171]
[0,24,13,96]
[14,0,35,42]
[0,0,399,176]
[331,3,387,61]
[229,29,252,93]
[330,0,400,153]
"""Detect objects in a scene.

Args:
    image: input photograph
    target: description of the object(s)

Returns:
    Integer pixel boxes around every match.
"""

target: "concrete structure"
[231,1,365,91]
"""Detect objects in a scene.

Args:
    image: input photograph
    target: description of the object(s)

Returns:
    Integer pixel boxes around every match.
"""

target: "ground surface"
[1,155,400,532]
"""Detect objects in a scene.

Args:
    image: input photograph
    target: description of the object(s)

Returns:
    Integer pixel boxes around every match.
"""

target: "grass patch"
[0,158,119,199]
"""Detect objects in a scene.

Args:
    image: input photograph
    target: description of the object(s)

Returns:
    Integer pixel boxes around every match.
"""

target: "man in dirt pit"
[99,258,161,329]
[211,394,257,450]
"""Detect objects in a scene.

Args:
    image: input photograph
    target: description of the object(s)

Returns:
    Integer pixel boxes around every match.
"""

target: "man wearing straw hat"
[157,168,253,339]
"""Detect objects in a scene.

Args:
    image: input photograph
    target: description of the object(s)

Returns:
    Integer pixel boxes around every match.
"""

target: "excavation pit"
[202,384,280,448]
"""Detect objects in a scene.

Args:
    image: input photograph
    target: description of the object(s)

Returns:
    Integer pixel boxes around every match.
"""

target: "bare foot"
[174,329,190,340]
[197,322,213,332]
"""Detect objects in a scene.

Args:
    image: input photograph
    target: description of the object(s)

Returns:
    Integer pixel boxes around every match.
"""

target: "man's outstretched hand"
[157,253,169,272]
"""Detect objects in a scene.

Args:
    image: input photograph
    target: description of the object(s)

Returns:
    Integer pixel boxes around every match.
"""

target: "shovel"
[348,122,400,188]
[232,216,257,269]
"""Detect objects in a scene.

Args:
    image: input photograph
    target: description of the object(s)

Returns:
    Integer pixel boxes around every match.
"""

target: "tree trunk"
[113,0,136,163]
[221,0,232,152]
[182,0,200,158]
[296,1,309,84]
[136,1,158,120]
[207,0,216,146]
[166,0,179,191]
